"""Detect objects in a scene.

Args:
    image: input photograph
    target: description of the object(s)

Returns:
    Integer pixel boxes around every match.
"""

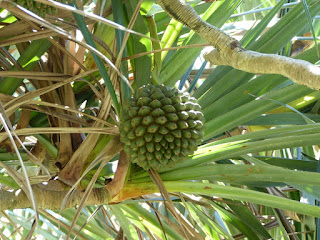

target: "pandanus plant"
[0,0,320,239]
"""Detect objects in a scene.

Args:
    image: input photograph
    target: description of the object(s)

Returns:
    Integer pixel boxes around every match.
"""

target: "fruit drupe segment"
[120,84,205,171]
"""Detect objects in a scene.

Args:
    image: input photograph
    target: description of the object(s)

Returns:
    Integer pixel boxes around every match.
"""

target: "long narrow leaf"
[72,1,120,114]
[121,181,320,218]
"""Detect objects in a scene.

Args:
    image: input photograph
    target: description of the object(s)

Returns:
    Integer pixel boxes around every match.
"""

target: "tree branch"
[105,150,130,198]
[58,135,123,186]
[0,181,157,210]
[1,184,109,210]
[158,0,320,90]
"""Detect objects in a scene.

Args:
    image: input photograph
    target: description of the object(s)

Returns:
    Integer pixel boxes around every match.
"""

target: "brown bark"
[158,0,320,90]
[105,151,130,198]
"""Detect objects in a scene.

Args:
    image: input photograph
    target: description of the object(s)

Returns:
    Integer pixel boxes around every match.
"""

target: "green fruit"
[120,84,205,171]
[13,0,72,17]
